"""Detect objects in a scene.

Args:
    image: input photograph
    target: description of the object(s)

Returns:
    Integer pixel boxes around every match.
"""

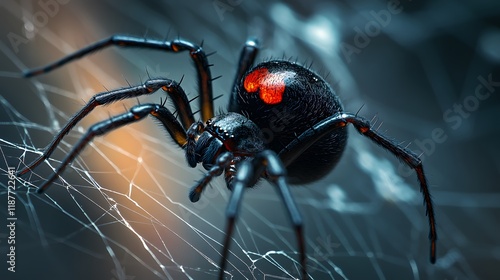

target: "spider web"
[1,0,499,279]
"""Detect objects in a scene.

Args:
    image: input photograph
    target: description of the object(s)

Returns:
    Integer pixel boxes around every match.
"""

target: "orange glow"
[243,68,295,105]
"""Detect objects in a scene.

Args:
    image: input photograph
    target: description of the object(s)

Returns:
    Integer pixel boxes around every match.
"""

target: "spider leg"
[223,158,240,190]
[23,35,214,121]
[36,103,185,194]
[279,112,437,264]
[17,79,193,177]
[219,150,307,280]
[185,121,205,168]
[228,38,259,112]
[188,152,234,202]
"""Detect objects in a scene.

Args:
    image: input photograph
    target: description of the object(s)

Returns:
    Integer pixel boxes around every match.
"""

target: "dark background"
[1,0,499,279]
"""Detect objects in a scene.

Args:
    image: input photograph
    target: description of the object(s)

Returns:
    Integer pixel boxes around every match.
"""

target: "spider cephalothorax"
[187,112,265,168]
[17,36,437,280]
[185,112,266,202]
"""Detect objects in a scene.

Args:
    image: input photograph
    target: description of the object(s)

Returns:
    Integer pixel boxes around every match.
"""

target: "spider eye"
[243,68,295,105]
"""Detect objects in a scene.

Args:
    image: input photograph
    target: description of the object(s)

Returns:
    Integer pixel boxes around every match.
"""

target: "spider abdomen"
[236,60,348,184]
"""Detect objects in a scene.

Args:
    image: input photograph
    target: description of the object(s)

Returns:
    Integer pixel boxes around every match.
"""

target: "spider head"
[187,113,265,170]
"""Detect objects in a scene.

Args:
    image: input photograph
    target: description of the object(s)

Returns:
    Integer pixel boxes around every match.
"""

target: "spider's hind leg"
[278,112,437,264]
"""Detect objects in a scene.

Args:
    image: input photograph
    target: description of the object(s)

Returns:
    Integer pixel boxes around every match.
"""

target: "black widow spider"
[17,35,437,279]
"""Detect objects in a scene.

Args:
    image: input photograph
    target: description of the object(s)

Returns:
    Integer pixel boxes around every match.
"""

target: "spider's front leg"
[188,152,236,203]
[22,35,216,121]
[185,120,206,168]
[219,150,307,280]
[184,120,240,202]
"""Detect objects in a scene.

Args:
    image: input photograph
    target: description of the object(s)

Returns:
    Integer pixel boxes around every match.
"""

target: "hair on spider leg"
[417,151,426,159]
[206,51,217,57]
[211,75,222,82]
[159,97,168,107]
[375,120,384,132]
[100,84,109,92]
[369,112,380,125]
[213,94,224,101]
[123,76,132,88]
[161,25,172,42]
[404,141,413,149]
[355,104,366,117]
[177,74,185,86]
[188,94,199,104]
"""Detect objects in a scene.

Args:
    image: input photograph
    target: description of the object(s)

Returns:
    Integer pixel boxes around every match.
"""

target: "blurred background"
[1,0,499,279]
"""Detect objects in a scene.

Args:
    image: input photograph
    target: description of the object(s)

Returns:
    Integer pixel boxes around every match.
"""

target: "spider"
[17,35,437,279]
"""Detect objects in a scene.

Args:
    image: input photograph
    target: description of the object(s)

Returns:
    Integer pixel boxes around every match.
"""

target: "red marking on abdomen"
[243,68,295,104]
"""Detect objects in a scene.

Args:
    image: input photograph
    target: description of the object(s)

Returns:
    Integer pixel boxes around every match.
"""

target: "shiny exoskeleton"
[185,113,266,202]
[237,61,347,184]
[187,113,265,169]
[17,35,436,280]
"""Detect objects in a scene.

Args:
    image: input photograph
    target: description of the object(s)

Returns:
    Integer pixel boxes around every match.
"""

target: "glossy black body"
[191,113,265,168]
[235,60,348,184]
